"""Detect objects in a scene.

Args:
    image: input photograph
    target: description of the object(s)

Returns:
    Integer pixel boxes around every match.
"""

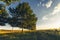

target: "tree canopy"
[0,0,19,5]
[0,0,37,30]
[9,2,37,30]
[0,4,8,26]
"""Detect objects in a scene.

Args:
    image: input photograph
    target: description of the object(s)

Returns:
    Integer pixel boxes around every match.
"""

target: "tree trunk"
[12,27,13,33]
[22,24,23,33]
[22,28,23,33]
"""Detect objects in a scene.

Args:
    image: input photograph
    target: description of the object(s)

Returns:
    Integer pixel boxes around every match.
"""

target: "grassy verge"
[0,30,60,40]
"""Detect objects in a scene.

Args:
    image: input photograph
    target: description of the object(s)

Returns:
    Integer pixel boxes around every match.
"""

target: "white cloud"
[40,2,41,4]
[37,2,41,7]
[37,0,52,8]
[42,15,48,20]
[43,0,52,8]
[42,3,60,21]
[38,3,60,30]
[52,3,60,15]
[37,22,60,30]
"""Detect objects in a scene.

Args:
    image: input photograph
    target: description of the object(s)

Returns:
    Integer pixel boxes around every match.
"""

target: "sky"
[0,0,60,30]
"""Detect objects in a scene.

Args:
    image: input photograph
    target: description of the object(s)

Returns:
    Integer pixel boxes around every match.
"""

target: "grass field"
[0,30,60,40]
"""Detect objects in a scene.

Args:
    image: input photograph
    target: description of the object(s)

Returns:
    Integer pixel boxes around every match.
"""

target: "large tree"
[9,2,37,32]
[0,0,37,31]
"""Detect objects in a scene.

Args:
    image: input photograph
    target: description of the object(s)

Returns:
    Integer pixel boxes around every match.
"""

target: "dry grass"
[0,30,34,34]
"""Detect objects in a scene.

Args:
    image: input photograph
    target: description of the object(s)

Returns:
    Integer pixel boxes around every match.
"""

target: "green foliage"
[0,0,19,26]
[0,0,19,5]
[9,2,37,30]
[0,4,8,26]
[0,0,37,30]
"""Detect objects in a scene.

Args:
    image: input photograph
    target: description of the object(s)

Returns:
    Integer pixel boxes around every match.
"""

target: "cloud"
[42,15,48,20]
[37,0,53,8]
[37,22,60,30]
[38,3,60,30]
[42,0,52,8]
[52,3,60,15]
[45,0,52,8]
[37,2,41,7]
[42,3,60,21]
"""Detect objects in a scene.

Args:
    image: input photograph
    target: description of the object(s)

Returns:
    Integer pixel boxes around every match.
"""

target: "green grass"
[0,30,60,40]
